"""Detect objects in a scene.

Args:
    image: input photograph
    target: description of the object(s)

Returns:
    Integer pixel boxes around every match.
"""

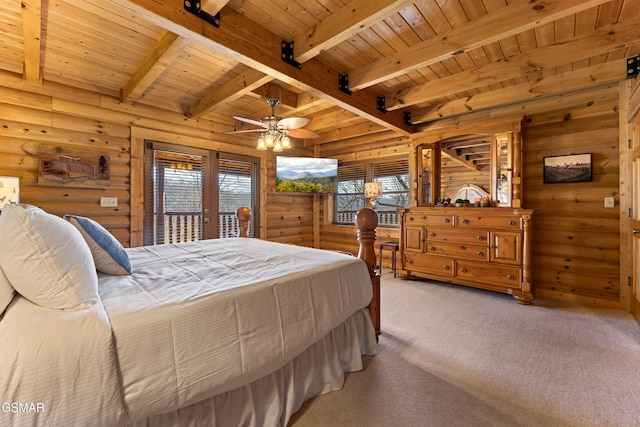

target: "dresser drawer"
[404,253,454,278]
[456,214,521,230]
[405,213,454,227]
[455,261,522,288]
[427,227,489,244]
[426,241,489,261]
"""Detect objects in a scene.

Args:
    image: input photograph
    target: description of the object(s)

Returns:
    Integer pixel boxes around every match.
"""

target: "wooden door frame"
[130,126,266,247]
[620,79,640,320]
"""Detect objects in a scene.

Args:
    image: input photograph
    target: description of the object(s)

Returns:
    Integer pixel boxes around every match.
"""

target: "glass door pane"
[145,143,210,245]
[218,156,259,238]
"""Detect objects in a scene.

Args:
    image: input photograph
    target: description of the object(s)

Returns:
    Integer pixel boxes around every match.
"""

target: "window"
[335,158,409,226]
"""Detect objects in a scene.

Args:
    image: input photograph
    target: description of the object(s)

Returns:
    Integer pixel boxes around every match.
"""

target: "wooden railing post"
[236,207,251,238]
[355,207,381,338]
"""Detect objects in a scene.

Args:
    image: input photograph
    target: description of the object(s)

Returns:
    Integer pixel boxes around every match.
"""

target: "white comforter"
[0,296,126,427]
[98,238,373,421]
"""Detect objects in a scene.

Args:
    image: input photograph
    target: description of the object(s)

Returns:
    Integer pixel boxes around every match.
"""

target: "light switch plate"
[100,197,118,207]
[604,197,614,208]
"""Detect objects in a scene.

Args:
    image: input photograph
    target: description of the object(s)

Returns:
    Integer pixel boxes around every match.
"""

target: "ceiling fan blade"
[278,117,309,129]
[287,128,320,139]
[224,129,264,134]
[233,116,267,128]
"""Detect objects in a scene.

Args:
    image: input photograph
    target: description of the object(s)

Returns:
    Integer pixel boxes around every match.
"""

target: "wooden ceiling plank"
[386,17,640,110]
[188,68,273,118]
[305,121,388,145]
[114,0,414,134]
[304,108,362,131]
[249,82,298,108]
[294,0,415,63]
[412,59,625,125]
[347,0,612,91]
[441,146,479,171]
[121,31,191,102]
[21,0,42,83]
[200,0,230,15]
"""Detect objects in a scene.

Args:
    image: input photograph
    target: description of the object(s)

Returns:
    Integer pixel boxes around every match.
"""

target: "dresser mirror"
[416,120,523,208]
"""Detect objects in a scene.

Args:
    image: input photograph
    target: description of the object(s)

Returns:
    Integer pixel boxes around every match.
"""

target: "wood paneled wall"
[523,102,620,304]
[0,72,627,307]
[0,72,315,249]
[0,84,133,246]
[440,160,490,201]
[318,83,623,307]
[264,151,314,247]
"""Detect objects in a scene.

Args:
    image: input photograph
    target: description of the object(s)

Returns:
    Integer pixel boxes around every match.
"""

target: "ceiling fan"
[226,98,320,151]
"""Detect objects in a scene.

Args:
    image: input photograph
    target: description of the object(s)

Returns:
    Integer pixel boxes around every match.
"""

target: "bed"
[0,204,380,426]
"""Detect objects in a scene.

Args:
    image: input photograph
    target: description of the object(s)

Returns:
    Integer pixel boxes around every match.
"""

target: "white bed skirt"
[129,307,377,427]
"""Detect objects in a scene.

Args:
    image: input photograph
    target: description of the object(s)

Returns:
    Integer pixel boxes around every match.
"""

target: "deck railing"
[336,211,399,226]
[162,211,243,243]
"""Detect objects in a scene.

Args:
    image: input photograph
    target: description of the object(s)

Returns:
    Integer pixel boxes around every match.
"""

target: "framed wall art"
[543,153,592,184]
[38,145,110,188]
[0,176,20,210]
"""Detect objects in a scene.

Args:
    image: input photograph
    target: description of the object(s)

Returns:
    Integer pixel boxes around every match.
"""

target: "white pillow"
[0,204,98,310]
[0,265,15,316]
[64,214,132,275]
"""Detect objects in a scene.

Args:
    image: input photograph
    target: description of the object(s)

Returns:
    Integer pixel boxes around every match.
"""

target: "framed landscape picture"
[543,153,592,184]
[38,145,110,188]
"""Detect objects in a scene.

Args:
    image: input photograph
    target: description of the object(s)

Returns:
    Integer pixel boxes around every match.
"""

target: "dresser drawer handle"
[443,265,449,270]
[462,219,469,224]
[460,268,467,273]
[508,221,516,225]
[507,274,514,280]
[477,251,483,256]
[430,232,436,237]
[430,246,436,251]
[406,259,413,265]
[444,218,450,223]
[477,236,484,241]
[422,216,427,220]
[409,217,414,221]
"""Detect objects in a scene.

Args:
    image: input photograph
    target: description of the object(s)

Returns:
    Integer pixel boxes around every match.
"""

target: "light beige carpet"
[289,272,640,427]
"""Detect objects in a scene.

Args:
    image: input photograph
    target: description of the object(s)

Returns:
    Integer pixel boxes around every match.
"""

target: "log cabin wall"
[523,87,620,305]
[0,73,627,307]
[317,135,413,268]
[0,80,134,246]
[265,152,315,246]
[318,83,623,307]
[440,161,490,202]
[0,74,315,248]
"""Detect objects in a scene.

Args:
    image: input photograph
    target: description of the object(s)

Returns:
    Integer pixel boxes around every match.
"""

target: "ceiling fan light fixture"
[281,135,291,149]
[256,135,267,150]
[264,133,275,147]
[273,140,283,152]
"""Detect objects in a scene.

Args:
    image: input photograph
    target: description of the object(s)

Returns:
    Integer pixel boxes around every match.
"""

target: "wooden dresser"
[398,207,534,304]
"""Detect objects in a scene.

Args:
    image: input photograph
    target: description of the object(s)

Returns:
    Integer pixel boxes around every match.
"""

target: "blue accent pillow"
[64,214,132,276]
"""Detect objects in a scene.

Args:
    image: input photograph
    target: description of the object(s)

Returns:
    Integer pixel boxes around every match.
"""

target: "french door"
[143,141,259,245]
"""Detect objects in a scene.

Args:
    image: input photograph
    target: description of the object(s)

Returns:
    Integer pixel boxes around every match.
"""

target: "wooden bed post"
[236,207,251,238]
[355,207,381,338]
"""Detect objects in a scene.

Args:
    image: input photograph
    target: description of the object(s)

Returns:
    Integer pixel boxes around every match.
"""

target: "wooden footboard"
[355,207,381,338]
